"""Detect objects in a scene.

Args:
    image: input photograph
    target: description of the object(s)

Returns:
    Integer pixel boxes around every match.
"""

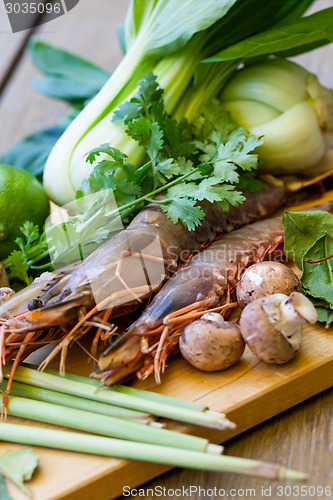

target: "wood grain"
[0,0,128,154]
[0,0,333,498]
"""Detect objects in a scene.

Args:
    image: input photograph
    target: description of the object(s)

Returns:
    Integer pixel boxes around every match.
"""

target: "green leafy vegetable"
[283,210,333,269]
[283,210,333,328]
[2,222,50,287]
[29,38,110,103]
[205,7,333,62]
[0,448,39,498]
[1,40,110,180]
[0,128,63,180]
[302,234,333,306]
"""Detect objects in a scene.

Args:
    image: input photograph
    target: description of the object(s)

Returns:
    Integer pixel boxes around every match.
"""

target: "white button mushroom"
[179,313,245,372]
[236,261,302,309]
[239,292,318,364]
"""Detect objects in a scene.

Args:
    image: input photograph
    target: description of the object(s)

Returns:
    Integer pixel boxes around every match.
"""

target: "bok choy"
[221,58,333,174]
[43,0,333,206]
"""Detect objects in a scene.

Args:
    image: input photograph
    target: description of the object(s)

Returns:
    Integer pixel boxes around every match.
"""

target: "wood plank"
[0,15,31,91]
[0,0,128,154]
[2,189,333,500]
[0,1,53,90]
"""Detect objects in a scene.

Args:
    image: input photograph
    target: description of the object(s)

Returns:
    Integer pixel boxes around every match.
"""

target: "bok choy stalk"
[220,58,333,174]
[43,0,324,205]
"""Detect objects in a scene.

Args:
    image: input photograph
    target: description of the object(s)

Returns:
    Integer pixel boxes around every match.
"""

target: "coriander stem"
[117,167,199,217]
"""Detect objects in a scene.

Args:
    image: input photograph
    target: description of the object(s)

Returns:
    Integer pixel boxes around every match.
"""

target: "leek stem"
[2,394,219,454]
[0,423,307,480]
[3,365,233,431]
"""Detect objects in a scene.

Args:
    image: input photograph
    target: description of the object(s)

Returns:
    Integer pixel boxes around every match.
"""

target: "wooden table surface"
[0,1,332,499]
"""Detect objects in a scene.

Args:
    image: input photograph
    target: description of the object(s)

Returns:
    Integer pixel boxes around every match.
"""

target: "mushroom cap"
[179,319,245,372]
[239,297,302,364]
[237,261,301,309]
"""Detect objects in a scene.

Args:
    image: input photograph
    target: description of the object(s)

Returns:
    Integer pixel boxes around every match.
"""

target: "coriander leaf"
[85,145,128,165]
[113,100,141,124]
[137,72,164,109]
[237,172,263,194]
[212,144,240,183]
[283,211,333,269]
[113,73,163,124]
[194,178,245,207]
[167,182,198,199]
[301,233,333,306]
[20,222,40,246]
[157,158,181,179]
[162,117,196,159]
[161,198,205,231]
[126,118,164,161]
[6,250,30,286]
[0,448,39,498]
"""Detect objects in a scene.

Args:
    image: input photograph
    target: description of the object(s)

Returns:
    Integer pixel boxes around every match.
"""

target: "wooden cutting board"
[2,189,333,500]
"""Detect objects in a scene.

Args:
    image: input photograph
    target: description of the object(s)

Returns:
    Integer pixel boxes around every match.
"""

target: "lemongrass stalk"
[1,394,221,454]
[0,380,152,424]
[0,423,307,480]
[3,365,234,431]
[27,364,205,413]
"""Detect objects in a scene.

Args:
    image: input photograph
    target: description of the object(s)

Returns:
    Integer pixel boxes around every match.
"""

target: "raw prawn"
[95,216,285,385]
[96,199,333,386]
[0,183,287,391]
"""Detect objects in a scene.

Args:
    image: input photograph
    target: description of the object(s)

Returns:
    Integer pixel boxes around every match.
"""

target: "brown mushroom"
[236,261,302,309]
[239,292,318,364]
[179,312,245,371]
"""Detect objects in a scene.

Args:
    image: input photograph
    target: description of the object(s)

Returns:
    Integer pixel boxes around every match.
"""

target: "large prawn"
[0,183,288,391]
[94,199,333,386]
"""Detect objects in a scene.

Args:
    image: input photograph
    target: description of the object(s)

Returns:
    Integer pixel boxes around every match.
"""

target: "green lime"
[0,164,50,260]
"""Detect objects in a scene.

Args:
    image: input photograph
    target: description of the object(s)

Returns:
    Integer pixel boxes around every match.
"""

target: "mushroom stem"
[279,292,318,336]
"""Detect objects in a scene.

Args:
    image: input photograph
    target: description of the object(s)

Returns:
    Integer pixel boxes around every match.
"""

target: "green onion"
[0,423,307,481]
[1,394,221,454]
[4,365,232,431]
